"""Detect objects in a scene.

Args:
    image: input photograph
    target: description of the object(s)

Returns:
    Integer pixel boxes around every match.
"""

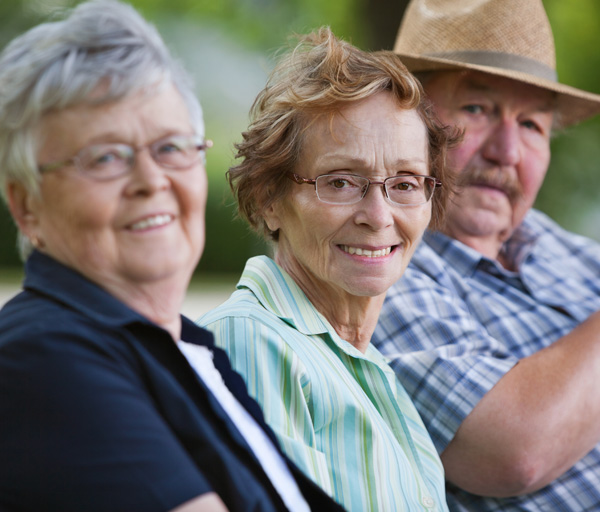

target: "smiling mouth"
[340,245,393,258]
[129,214,174,231]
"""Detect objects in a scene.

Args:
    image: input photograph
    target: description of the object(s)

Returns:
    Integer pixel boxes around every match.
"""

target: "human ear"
[263,202,282,233]
[7,182,42,242]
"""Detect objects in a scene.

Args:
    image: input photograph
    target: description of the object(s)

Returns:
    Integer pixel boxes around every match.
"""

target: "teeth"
[341,245,392,258]
[130,214,173,230]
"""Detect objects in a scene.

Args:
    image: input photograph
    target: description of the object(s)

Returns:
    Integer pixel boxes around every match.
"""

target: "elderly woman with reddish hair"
[200,28,460,512]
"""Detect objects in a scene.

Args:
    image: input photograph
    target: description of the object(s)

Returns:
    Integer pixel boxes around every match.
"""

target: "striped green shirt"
[199,256,448,512]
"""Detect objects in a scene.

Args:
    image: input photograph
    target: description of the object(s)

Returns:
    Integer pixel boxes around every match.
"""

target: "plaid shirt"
[373,209,600,512]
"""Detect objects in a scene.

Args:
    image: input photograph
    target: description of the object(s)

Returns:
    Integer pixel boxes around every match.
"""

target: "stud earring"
[31,235,45,249]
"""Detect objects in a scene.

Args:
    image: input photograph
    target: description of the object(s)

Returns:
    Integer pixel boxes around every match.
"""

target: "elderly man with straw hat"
[372,0,600,510]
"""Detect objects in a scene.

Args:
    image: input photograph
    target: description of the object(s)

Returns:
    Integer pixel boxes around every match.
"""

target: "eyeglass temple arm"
[288,173,316,185]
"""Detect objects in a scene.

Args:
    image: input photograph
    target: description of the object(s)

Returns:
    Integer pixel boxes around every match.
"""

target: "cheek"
[183,168,208,207]
[188,186,208,223]
[41,183,113,236]
[38,197,116,267]
[278,203,341,264]
[176,172,208,228]
[519,148,550,200]
[279,196,321,236]
[518,172,546,209]
[396,206,431,242]
[448,129,482,172]
[417,208,433,235]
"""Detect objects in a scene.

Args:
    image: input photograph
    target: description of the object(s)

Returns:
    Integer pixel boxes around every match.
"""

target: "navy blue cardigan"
[0,251,342,512]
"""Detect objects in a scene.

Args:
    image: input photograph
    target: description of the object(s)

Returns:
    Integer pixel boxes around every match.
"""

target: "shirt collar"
[237,255,331,336]
[423,210,543,276]
[499,212,541,267]
[237,256,394,365]
[23,252,260,420]
[25,250,217,351]
[423,230,484,277]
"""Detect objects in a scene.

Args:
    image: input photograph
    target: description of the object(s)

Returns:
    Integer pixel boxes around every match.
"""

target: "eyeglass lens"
[77,134,205,180]
[314,174,435,205]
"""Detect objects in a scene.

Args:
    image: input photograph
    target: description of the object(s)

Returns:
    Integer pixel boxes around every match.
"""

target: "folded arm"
[442,309,600,496]
[376,255,600,498]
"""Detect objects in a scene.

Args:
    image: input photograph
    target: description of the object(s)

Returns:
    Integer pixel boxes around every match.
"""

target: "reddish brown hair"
[228,27,461,240]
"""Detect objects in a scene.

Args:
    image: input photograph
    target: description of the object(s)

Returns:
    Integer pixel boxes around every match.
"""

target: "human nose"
[124,148,170,195]
[482,119,521,166]
[354,182,394,230]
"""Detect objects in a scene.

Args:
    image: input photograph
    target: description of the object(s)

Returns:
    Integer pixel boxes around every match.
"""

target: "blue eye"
[85,147,130,170]
[462,105,483,114]
[521,120,540,132]
[151,135,204,169]
[94,152,118,165]
[156,141,185,155]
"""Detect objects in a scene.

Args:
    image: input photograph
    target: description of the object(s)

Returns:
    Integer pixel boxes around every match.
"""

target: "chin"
[343,278,393,299]
[448,208,511,236]
[128,253,195,284]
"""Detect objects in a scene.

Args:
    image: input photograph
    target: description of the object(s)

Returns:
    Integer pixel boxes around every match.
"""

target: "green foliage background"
[1,0,599,276]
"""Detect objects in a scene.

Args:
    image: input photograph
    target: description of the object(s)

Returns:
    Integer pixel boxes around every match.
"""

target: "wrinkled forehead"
[423,69,557,114]
[35,83,194,162]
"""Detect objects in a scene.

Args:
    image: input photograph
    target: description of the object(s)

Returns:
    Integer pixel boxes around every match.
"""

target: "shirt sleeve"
[0,326,212,512]
[204,312,334,496]
[373,255,518,454]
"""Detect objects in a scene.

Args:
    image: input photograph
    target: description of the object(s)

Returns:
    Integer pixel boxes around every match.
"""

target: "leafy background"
[1,0,599,277]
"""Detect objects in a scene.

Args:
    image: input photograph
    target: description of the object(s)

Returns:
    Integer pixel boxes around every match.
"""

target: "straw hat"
[394,0,600,127]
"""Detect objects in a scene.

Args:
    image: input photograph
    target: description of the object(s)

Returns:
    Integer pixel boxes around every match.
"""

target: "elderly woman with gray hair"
[200,28,460,511]
[0,2,344,512]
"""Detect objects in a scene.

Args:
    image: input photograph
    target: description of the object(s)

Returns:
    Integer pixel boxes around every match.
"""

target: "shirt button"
[422,496,435,508]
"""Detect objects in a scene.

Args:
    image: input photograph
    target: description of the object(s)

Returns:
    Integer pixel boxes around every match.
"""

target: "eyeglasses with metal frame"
[38,134,213,181]
[288,172,441,206]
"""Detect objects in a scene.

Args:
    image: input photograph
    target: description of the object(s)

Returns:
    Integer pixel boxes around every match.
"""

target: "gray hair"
[0,0,204,258]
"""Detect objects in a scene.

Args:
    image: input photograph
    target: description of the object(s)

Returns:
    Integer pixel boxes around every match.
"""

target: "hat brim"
[396,53,600,128]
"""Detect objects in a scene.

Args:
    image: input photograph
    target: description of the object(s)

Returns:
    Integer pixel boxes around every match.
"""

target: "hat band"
[427,50,558,82]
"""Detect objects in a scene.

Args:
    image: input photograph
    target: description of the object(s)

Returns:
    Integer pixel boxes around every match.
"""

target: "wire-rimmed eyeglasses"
[288,172,441,206]
[38,134,213,181]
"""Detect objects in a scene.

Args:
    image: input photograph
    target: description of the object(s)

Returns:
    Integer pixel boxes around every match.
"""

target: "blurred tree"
[538,0,600,238]
[0,1,46,47]
[0,1,50,266]
[0,0,599,273]
[359,0,408,50]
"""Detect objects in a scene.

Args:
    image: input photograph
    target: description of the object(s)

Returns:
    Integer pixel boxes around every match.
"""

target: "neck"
[450,232,503,260]
[443,231,519,271]
[305,286,384,354]
[42,248,190,341]
[320,294,384,353]
[274,254,383,353]
[101,275,187,341]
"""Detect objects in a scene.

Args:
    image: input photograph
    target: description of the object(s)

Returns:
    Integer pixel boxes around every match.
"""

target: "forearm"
[442,310,600,496]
